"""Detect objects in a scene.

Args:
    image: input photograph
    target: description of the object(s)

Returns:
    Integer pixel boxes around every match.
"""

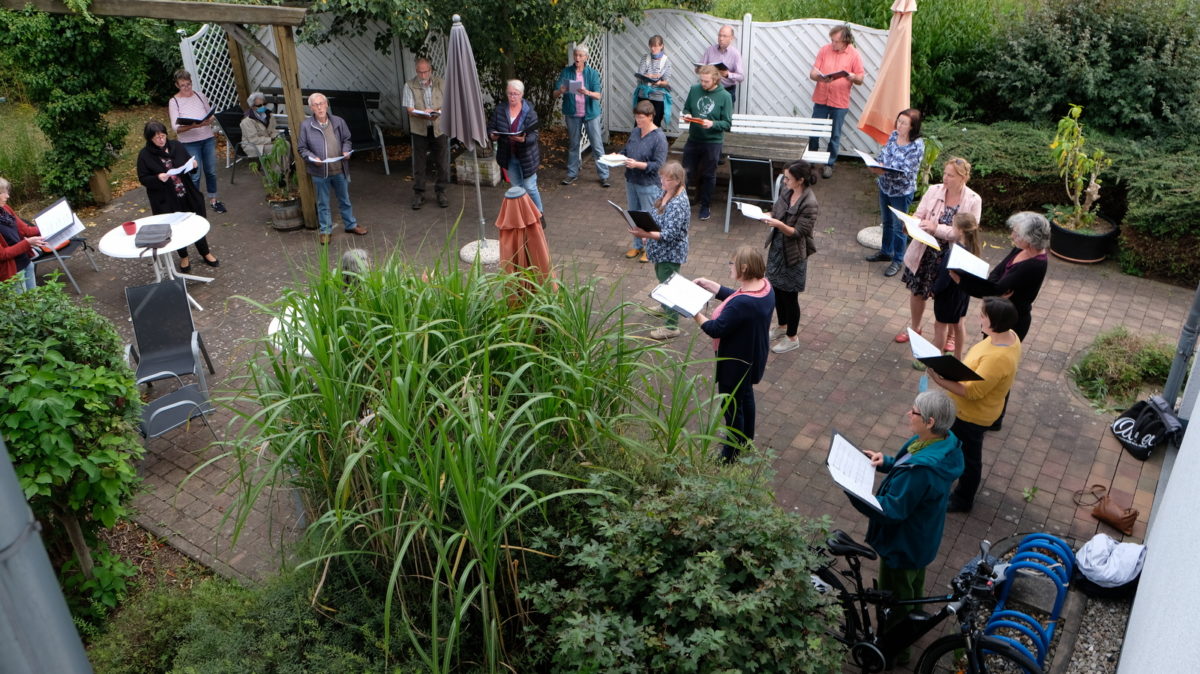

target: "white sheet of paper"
[906,328,943,360]
[889,206,940,251]
[946,243,990,280]
[856,149,883,169]
[568,80,583,93]
[827,433,882,512]
[319,150,354,164]
[599,153,628,167]
[165,158,196,176]
[649,272,714,318]
[735,202,766,220]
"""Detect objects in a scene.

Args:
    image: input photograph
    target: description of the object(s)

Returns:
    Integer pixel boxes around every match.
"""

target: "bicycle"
[812,529,1043,674]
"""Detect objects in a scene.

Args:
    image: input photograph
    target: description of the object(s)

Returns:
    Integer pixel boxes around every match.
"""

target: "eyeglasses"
[909,409,923,417]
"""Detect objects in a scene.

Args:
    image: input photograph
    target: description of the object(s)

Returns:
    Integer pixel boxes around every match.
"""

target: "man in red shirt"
[808,25,865,179]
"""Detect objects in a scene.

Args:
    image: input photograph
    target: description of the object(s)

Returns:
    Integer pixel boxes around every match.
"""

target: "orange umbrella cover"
[495,187,554,297]
[858,0,917,145]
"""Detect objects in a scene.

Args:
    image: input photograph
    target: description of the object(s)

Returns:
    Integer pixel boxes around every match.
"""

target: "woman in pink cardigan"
[894,157,982,344]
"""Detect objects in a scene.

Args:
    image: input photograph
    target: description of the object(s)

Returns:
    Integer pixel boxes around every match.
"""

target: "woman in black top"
[950,211,1050,342]
[691,245,776,463]
[136,120,219,271]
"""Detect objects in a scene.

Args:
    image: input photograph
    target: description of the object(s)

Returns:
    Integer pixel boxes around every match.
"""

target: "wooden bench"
[261,88,390,175]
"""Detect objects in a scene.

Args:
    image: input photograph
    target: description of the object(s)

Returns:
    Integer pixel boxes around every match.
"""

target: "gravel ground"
[1064,597,1131,674]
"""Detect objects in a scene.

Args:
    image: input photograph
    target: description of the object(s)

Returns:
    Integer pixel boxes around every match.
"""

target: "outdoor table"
[98,212,213,311]
[266,305,311,358]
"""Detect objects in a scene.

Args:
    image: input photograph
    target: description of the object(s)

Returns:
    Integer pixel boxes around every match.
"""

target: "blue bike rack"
[984,533,1074,668]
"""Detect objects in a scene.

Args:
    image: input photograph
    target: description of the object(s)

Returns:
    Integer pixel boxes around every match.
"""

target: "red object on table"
[122,221,137,235]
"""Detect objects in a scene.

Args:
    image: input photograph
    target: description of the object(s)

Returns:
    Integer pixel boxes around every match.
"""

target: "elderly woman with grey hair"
[240,91,283,159]
[847,390,963,664]
[951,210,1050,343]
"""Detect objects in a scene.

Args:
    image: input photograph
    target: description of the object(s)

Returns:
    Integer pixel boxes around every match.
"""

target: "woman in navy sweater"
[692,245,775,462]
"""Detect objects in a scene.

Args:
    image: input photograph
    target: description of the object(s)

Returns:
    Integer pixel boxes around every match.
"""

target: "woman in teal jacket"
[553,44,609,186]
[848,390,964,665]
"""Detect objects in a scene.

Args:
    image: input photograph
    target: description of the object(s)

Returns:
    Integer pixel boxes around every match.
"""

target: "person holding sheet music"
[691,246,775,463]
[762,160,820,354]
[950,211,1050,345]
[895,157,982,344]
[680,66,733,222]
[621,100,668,262]
[634,35,673,127]
[553,44,610,188]
[846,391,963,663]
[489,80,544,217]
[808,25,865,179]
[698,25,744,104]
[136,121,219,272]
[629,161,690,340]
[949,211,1049,431]
[865,109,925,277]
[0,177,46,291]
[168,69,225,214]
[931,212,981,360]
[925,297,1021,513]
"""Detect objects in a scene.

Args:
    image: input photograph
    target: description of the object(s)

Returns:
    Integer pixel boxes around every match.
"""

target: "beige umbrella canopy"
[858,0,917,144]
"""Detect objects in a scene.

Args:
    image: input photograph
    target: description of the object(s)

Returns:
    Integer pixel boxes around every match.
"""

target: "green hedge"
[923,119,1200,286]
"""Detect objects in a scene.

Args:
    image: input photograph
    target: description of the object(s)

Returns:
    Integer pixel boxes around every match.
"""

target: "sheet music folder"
[649,272,713,318]
[907,328,983,381]
[32,197,85,251]
[607,200,660,232]
[827,430,883,513]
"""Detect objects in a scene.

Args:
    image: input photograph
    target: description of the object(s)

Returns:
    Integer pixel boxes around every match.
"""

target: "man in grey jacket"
[297,92,368,244]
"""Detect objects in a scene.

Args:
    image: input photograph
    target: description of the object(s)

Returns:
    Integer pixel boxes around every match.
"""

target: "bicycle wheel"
[814,565,860,642]
[915,634,1043,674]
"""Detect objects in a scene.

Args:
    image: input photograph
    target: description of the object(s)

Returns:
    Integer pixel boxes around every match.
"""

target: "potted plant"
[1047,104,1118,263]
[252,136,303,231]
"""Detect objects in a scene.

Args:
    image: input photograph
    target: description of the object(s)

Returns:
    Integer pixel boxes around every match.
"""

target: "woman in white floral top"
[865,109,925,277]
[630,160,690,340]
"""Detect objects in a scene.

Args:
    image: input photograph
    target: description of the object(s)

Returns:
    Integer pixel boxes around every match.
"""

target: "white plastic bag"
[1075,533,1146,588]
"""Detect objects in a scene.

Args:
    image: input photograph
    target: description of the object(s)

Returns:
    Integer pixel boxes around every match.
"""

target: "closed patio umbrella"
[496,186,553,298]
[442,14,496,262]
[857,0,917,144]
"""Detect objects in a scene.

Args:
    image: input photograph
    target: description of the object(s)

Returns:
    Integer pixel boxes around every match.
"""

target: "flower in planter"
[1049,104,1112,232]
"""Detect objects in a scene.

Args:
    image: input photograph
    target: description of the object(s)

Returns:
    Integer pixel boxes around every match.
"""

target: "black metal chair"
[32,237,98,295]
[138,353,217,445]
[328,92,390,175]
[213,107,256,185]
[724,156,777,233]
[125,279,215,388]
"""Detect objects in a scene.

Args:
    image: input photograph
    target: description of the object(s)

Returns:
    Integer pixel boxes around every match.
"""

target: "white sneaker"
[772,338,800,353]
[649,327,682,340]
[768,326,784,341]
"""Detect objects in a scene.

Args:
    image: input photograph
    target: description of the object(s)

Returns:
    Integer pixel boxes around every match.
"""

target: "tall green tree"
[0,10,134,202]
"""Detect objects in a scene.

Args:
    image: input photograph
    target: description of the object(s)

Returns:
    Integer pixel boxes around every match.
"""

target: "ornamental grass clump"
[224,249,733,672]
[1070,326,1172,409]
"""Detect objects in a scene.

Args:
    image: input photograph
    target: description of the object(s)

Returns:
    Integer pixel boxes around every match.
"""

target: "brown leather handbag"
[1074,484,1138,536]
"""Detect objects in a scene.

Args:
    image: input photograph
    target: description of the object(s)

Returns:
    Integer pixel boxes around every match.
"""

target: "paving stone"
[65,151,1188,589]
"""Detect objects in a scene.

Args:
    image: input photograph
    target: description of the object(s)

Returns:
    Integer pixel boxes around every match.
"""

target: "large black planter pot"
[1050,221,1119,264]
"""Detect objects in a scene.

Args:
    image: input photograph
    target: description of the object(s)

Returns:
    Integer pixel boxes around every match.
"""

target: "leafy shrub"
[1070,326,1173,408]
[522,473,843,672]
[89,564,420,673]
[0,279,144,618]
[0,11,131,202]
[976,0,1200,137]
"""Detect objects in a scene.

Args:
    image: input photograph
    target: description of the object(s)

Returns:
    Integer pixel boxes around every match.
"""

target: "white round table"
[98,212,212,309]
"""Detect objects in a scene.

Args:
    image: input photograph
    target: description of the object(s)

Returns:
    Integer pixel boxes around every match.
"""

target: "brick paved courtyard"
[60,146,1185,604]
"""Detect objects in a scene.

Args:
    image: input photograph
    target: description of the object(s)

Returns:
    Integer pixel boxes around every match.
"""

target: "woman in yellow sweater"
[925,296,1021,513]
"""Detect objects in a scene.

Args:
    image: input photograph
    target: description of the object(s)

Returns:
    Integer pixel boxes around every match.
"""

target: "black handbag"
[1110,394,1182,460]
[134,223,172,253]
